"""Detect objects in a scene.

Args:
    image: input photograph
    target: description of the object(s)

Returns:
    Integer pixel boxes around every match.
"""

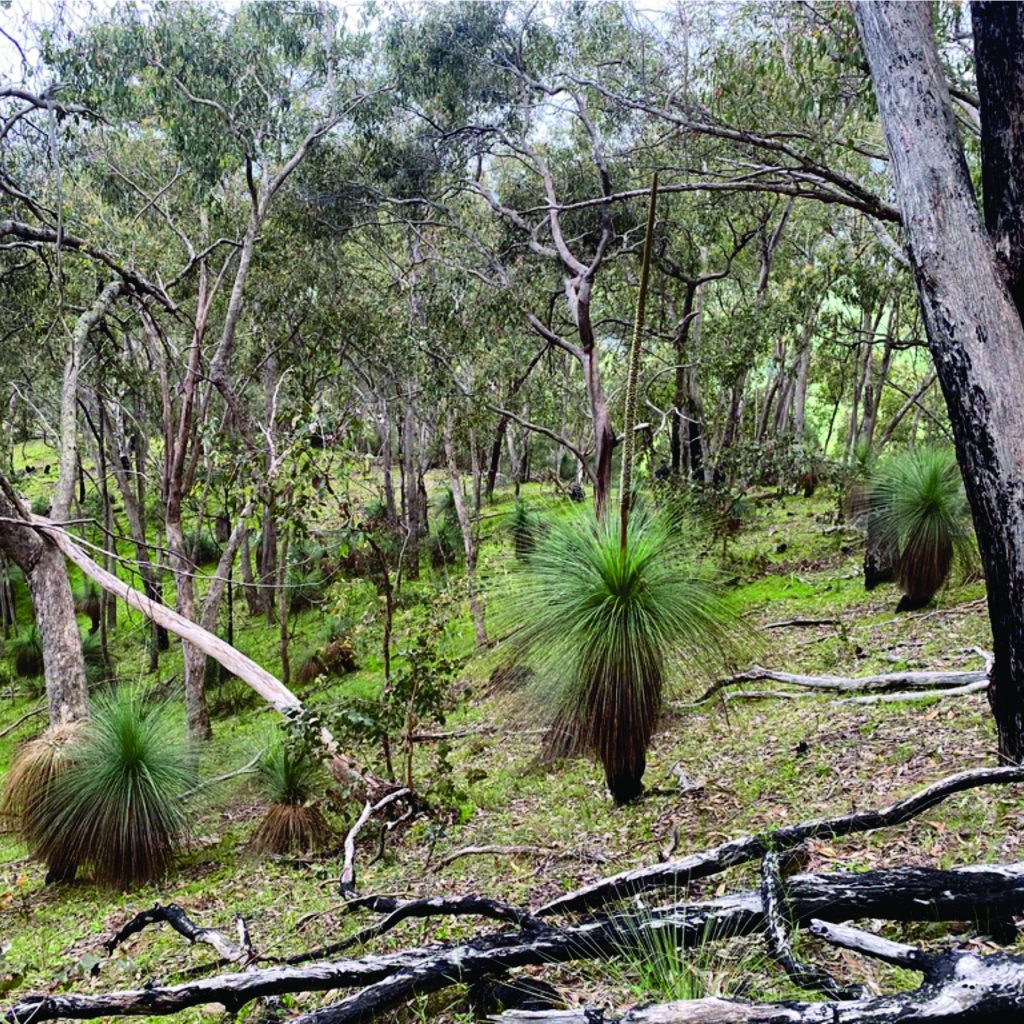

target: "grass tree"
[251,739,330,855]
[7,624,43,680]
[20,690,193,888]
[506,510,741,803]
[869,447,975,611]
[504,177,743,804]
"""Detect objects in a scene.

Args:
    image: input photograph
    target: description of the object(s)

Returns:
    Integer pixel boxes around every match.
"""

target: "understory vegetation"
[2,2,1023,1021]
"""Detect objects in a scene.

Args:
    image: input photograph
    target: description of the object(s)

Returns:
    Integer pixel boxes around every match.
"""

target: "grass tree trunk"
[856,0,1024,763]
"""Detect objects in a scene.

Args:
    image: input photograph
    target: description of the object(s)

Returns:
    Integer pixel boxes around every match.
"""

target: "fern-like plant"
[502,508,742,804]
[251,739,329,854]
[868,447,975,610]
[24,690,193,888]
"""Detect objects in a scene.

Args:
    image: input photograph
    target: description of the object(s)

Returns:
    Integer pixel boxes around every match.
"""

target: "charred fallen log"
[493,922,1024,1023]
[8,862,1024,1023]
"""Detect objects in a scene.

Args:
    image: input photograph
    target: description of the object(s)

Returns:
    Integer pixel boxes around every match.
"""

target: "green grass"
[0,476,1009,1020]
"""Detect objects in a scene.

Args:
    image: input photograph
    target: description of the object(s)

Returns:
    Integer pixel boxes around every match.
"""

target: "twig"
[339,788,410,895]
[178,749,265,800]
[436,844,608,870]
[0,703,45,739]
[103,904,246,963]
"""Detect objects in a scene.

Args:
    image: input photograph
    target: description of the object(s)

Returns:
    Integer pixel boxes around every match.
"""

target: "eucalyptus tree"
[44,1,378,738]
[855,1,1024,762]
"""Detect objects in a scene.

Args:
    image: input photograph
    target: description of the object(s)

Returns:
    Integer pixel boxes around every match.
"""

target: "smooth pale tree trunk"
[0,485,87,724]
[239,529,261,616]
[51,281,123,524]
[443,416,487,647]
[13,282,126,724]
[856,0,1024,762]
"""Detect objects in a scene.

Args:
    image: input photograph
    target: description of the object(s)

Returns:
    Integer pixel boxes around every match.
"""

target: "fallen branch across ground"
[11,861,1024,1023]
[537,765,1023,916]
[12,769,1024,1023]
[688,651,991,707]
[435,845,609,870]
[493,923,1024,1023]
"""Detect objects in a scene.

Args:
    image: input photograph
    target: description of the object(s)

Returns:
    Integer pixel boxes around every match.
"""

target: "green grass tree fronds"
[73,580,101,634]
[1,722,84,882]
[502,508,743,804]
[250,738,330,855]
[869,447,975,610]
[507,499,539,559]
[7,623,43,679]
[23,690,194,888]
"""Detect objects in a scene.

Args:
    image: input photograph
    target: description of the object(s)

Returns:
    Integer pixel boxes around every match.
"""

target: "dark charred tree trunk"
[856,0,1024,762]
[485,415,507,503]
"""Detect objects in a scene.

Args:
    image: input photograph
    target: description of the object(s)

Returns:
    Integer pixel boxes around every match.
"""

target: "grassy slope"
[0,475,1013,1022]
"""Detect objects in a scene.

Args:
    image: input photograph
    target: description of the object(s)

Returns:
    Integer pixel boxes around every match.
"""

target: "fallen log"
[690,657,990,707]
[11,861,1024,1023]
[492,923,1024,1023]
[537,765,1024,916]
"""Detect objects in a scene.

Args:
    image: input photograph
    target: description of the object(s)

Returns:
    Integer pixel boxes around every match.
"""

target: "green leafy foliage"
[502,508,744,804]
[869,448,975,609]
[24,690,194,888]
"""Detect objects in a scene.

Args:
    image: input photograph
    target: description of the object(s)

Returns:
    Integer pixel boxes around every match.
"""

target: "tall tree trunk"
[670,284,697,476]
[856,0,1024,762]
[0,485,87,724]
[378,398,397,523]
[239,529,261,616]
[401,392,421,579]
[485,415,507,503]
[443,416,487,647]
[166,516,212,741]
[51,281,123,524]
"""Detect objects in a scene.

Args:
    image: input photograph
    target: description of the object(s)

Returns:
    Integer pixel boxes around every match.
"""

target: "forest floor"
[0,467,1014,1023]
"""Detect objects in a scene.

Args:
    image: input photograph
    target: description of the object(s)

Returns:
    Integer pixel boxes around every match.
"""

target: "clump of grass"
[501,507,745,804]
[507,500,539,559]
[185,528,220,565]
[7,624,43,679]
[79,629,115,687]
[869,447,975,610]
[295,652,328,686]
[24,690,194,888]
[73,580,101,633]
[426,520,462,568]
[1,723,84,869]
[287,565,327,612]
[251,740,330,854]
